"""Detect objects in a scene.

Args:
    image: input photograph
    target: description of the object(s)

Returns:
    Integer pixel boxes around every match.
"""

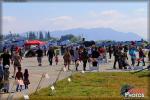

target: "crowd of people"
[0,42,150,93]
[36,43,150,71]
[0,48,30,93]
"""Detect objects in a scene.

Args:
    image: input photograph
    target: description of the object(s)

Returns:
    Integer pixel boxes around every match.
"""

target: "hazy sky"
[2,2,148,39]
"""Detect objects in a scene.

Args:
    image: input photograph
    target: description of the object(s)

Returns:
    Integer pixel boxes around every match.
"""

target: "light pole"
[148,0,150,43]
[0,1,3,52]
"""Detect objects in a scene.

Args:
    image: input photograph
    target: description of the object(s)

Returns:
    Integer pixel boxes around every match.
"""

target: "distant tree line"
[26,31,51,41]
[60,34,82,43]
[4,31,83,43]
[26,31,82,43]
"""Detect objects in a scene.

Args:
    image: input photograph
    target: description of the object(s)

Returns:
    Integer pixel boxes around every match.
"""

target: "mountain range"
[50,28,142,41]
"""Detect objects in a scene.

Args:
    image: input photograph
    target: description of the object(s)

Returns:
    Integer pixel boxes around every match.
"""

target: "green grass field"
[30,71,150,100]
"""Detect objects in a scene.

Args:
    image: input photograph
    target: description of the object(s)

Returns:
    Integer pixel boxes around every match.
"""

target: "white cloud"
[40,16,74,30]
[48,16,73,22]
[100,10,124,18]
[87,10,147,39]
[2,16,44,34]
[89,11,98,17]
[134,8,147,13]
[3,16,16,23]
[3,16,17,34]
[89,10,125,19]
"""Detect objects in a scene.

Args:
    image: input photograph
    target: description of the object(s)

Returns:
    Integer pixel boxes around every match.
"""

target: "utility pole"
[0,1,3,52]
[148,0,150,43]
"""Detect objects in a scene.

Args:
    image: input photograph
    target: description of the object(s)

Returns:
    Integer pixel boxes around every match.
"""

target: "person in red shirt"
[15,46,20,52]
[15,67,23,92]
[137,47,145,66]
[98,47,105,59]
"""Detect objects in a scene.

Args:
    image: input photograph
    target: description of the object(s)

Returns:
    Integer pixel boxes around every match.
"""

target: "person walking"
[10,45,15,57]
[36,47,43,66]
[0,48,12,92]
[103,46,107,63]
[0,49,12,69]
[87,47,92,67]
[43,45,47,56]
[55,54,59,65]
[108,45,113,59]
[113,46,121,69]
[12,51,22,78]
[63,48,71,70]
[19,48,24,60]
[119,52,128,69]
[137,47,145,66]
[81,48,88,71]
[129,46,136,66]
[124,45,129,60]
[117,49,124,69]
[74,47,80,71]
[70,47,74,64]
[47,47,55,66]
[91,47,99,67]
[23,69,30,89]
[15,67,23,92]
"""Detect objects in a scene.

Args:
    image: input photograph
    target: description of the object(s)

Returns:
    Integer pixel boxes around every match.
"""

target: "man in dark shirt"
[91,47,99,67]
[124,45,128,60]
[0,49,12,93]
[70,47,74,64]
[36,47,43,66]
[81,48,88,71]
[47,47,55,65]
[108,46,113,59]
[113,46,122,69]
[10,45,15,56]
[92,47,99,58]
[0,49,12,69]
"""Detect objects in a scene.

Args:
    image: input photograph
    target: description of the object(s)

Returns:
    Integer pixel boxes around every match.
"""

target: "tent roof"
[25,40,46,46]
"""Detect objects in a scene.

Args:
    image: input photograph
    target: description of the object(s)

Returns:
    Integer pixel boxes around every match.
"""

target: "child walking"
[23,69,30,89]
[15,67,23,92]
[55,55,59,65]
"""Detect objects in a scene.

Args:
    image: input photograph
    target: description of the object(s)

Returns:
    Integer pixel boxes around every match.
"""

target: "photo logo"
[120,84,144,98]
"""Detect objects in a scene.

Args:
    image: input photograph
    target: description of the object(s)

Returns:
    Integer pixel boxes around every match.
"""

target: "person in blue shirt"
[129,46,136,66]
